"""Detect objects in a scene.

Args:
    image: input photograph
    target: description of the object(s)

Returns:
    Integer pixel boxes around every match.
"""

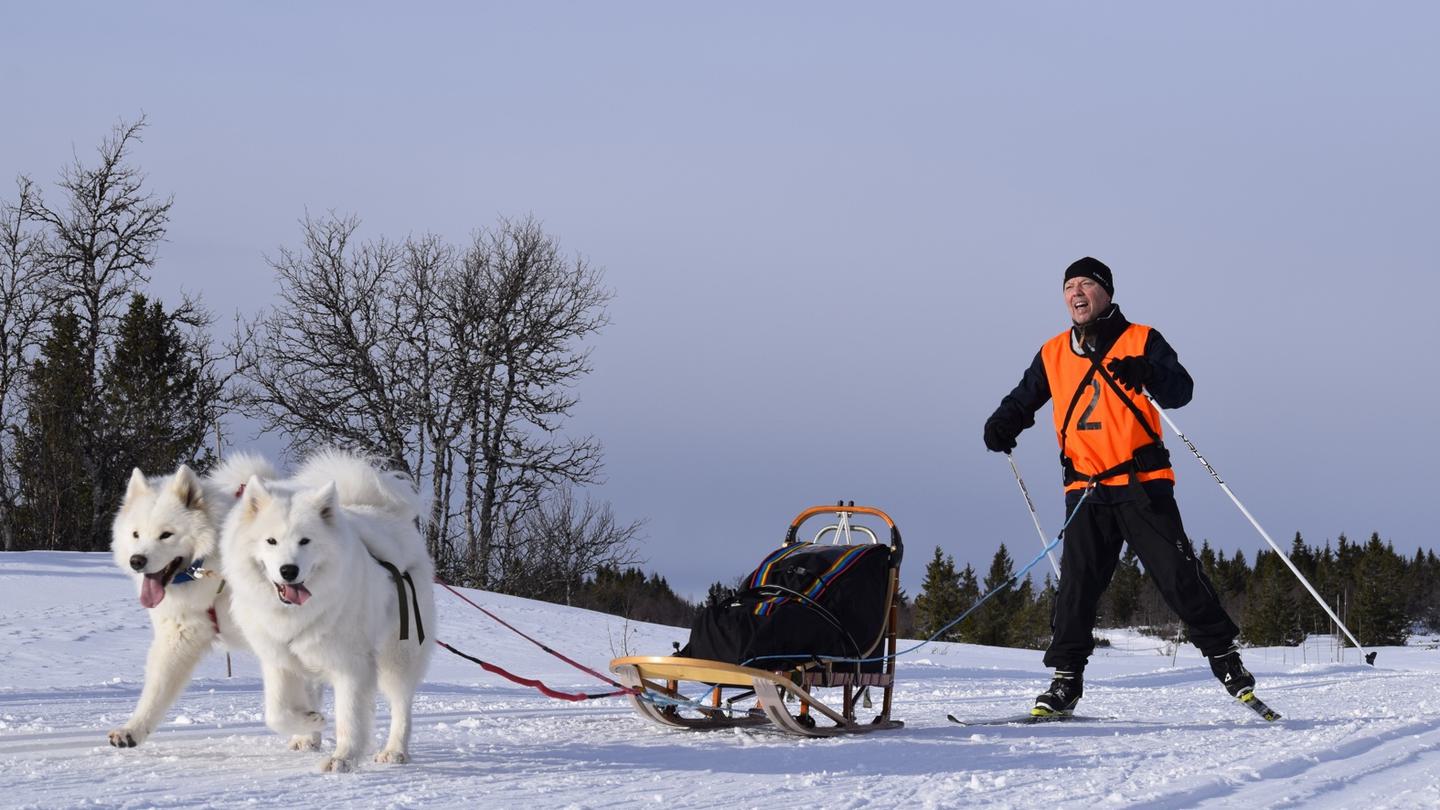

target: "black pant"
[1043,480,1239,671]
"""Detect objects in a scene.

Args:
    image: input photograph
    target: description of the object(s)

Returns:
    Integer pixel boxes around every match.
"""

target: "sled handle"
[784,504,903,562]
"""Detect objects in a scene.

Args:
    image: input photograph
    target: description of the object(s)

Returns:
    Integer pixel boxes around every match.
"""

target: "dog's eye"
[159,531,173,540]
[131,530,139,539]
[266,537,277,546]
[299,537,310,546]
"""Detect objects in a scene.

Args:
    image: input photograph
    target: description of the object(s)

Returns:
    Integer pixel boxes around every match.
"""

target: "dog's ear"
[310,482,338,524]
[240,476,271,522]
[170,465,204,510]
[124,468,150,505]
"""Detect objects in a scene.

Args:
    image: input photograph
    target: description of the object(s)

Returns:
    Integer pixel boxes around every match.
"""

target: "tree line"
[912,532,1438,650]
[1,116,650,608]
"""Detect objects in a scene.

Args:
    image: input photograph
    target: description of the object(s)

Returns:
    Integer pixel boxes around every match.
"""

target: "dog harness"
[371,554,426,644]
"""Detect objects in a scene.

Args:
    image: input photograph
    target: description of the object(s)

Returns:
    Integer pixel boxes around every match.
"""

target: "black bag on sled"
[680,542,893,671]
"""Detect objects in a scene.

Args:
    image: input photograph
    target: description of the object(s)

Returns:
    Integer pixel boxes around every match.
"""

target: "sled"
[611,503,904,738]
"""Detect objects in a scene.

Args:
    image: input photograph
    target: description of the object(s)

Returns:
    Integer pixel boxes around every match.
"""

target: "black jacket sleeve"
[1142,328,1193,409]
[987,350,1052,434]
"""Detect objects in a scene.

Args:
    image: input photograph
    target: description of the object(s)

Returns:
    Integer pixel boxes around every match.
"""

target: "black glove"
[983,412,1021,453]
[1106,355,1153,393]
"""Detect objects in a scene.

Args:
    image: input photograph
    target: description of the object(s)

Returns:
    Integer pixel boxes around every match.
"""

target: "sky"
[3,2,1437,597]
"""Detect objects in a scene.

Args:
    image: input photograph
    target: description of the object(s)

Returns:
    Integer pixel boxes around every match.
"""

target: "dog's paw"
[320,756,355,773]
[107,728,144,748]
[288,733,322,751]
[269,709,326,736]
[373,749,409,765]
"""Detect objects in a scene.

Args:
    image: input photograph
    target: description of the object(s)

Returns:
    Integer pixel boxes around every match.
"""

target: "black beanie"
[1064,257,1114,297]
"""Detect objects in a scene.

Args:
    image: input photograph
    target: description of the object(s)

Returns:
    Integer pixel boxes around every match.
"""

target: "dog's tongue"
[280,583,311,605]
[140,574,167,608]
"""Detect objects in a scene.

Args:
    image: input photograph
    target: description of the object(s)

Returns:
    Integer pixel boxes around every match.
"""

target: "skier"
[983,257,1255,716]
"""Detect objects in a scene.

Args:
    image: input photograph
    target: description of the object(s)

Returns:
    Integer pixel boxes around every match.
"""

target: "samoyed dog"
[108,454,323,750]
[220,450,435,773]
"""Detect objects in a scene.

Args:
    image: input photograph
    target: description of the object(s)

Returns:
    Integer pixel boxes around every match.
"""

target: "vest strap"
[1056,333,1170,486]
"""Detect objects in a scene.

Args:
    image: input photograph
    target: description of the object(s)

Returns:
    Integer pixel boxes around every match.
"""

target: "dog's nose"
[279,564,299,582]
[129,554,147,572]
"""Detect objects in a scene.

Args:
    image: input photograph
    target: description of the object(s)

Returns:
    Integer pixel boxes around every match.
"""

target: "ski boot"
[1207,644,1256,698]
[1209,644,1280,720]
[1031,670,1082,717]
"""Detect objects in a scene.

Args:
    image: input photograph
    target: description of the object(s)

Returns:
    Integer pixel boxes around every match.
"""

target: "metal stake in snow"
[1145,393,1376,665]
[1006,452,1061,577]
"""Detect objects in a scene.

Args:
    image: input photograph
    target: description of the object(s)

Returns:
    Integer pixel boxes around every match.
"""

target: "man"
[983,257,1254,717]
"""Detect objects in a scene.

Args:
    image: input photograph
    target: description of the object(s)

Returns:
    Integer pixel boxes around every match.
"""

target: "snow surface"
[2,551,1439,809]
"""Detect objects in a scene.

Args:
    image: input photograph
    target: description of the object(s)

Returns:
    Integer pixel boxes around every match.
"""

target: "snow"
[2,551,1438,809]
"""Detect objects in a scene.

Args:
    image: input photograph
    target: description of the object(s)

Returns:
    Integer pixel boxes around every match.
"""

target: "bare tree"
[0,183,55,550]
[447,218,609,580]
[493,489,643,604]
[235,214,613,588]
[17,115,173,543]
[234,214,414,460]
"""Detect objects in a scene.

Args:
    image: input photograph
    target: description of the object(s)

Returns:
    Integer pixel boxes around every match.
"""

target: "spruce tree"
[913,546,964,641]
[100,294,219,494]
[975,544,1017,647]
[1351,533,1409,646]
[955,563,982,641]
[15,308,93,549]
[1105,547,1143,627]
[1010,575,1052,650]
[1242,550,1303,647]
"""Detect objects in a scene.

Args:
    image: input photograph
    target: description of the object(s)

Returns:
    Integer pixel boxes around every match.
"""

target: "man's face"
[1064,276,1111,325]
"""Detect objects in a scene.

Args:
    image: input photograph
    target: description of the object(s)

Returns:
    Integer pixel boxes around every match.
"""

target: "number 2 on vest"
[1077,378,1102,431]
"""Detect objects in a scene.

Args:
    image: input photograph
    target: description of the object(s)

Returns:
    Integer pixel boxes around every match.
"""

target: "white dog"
[108,454,320,750]
[220,450,436,773]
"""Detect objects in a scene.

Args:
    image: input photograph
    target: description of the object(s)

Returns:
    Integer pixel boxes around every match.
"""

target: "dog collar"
[171,558,212,585]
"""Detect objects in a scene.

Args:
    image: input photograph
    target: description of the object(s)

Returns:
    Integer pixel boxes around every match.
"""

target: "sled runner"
[611,503,904,738]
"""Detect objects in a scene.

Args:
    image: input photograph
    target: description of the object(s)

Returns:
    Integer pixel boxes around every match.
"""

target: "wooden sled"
[611,503,904,738]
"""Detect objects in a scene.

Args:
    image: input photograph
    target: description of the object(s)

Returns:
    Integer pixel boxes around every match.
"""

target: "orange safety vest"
[1040,323,1175,492]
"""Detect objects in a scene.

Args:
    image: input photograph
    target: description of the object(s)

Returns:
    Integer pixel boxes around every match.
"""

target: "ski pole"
[1144,393,1376,665]
[1005,452,1061,577]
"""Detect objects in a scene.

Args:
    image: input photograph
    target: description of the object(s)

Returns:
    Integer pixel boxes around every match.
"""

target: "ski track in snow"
[2,552,1438,809]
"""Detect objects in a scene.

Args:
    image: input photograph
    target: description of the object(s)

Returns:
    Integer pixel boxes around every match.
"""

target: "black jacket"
[987,304,1194,446]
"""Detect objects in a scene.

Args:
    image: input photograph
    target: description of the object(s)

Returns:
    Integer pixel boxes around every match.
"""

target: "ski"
[946,712,1091,727]
[1238,690,1281,722]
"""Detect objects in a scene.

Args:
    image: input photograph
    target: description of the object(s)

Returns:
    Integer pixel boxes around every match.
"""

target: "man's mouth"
[139,557,186,609]
[275,581,312,606]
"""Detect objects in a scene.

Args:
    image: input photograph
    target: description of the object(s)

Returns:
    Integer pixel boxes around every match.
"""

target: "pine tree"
[14,308,93,549]
[913,546,964,641]
[1351,533,1409,646]
[704,580,735,609]
[974,544,1017,647]
[893,587,915,638]
[1424,550,1440,632]
[1242,550,1303,646]
[955,563,981,641]
[100,294,219,496]
[1289,532,1316,579]
[1010,575,1052,650]
[1030,573,1057,647]
[1105,547,1143,626]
